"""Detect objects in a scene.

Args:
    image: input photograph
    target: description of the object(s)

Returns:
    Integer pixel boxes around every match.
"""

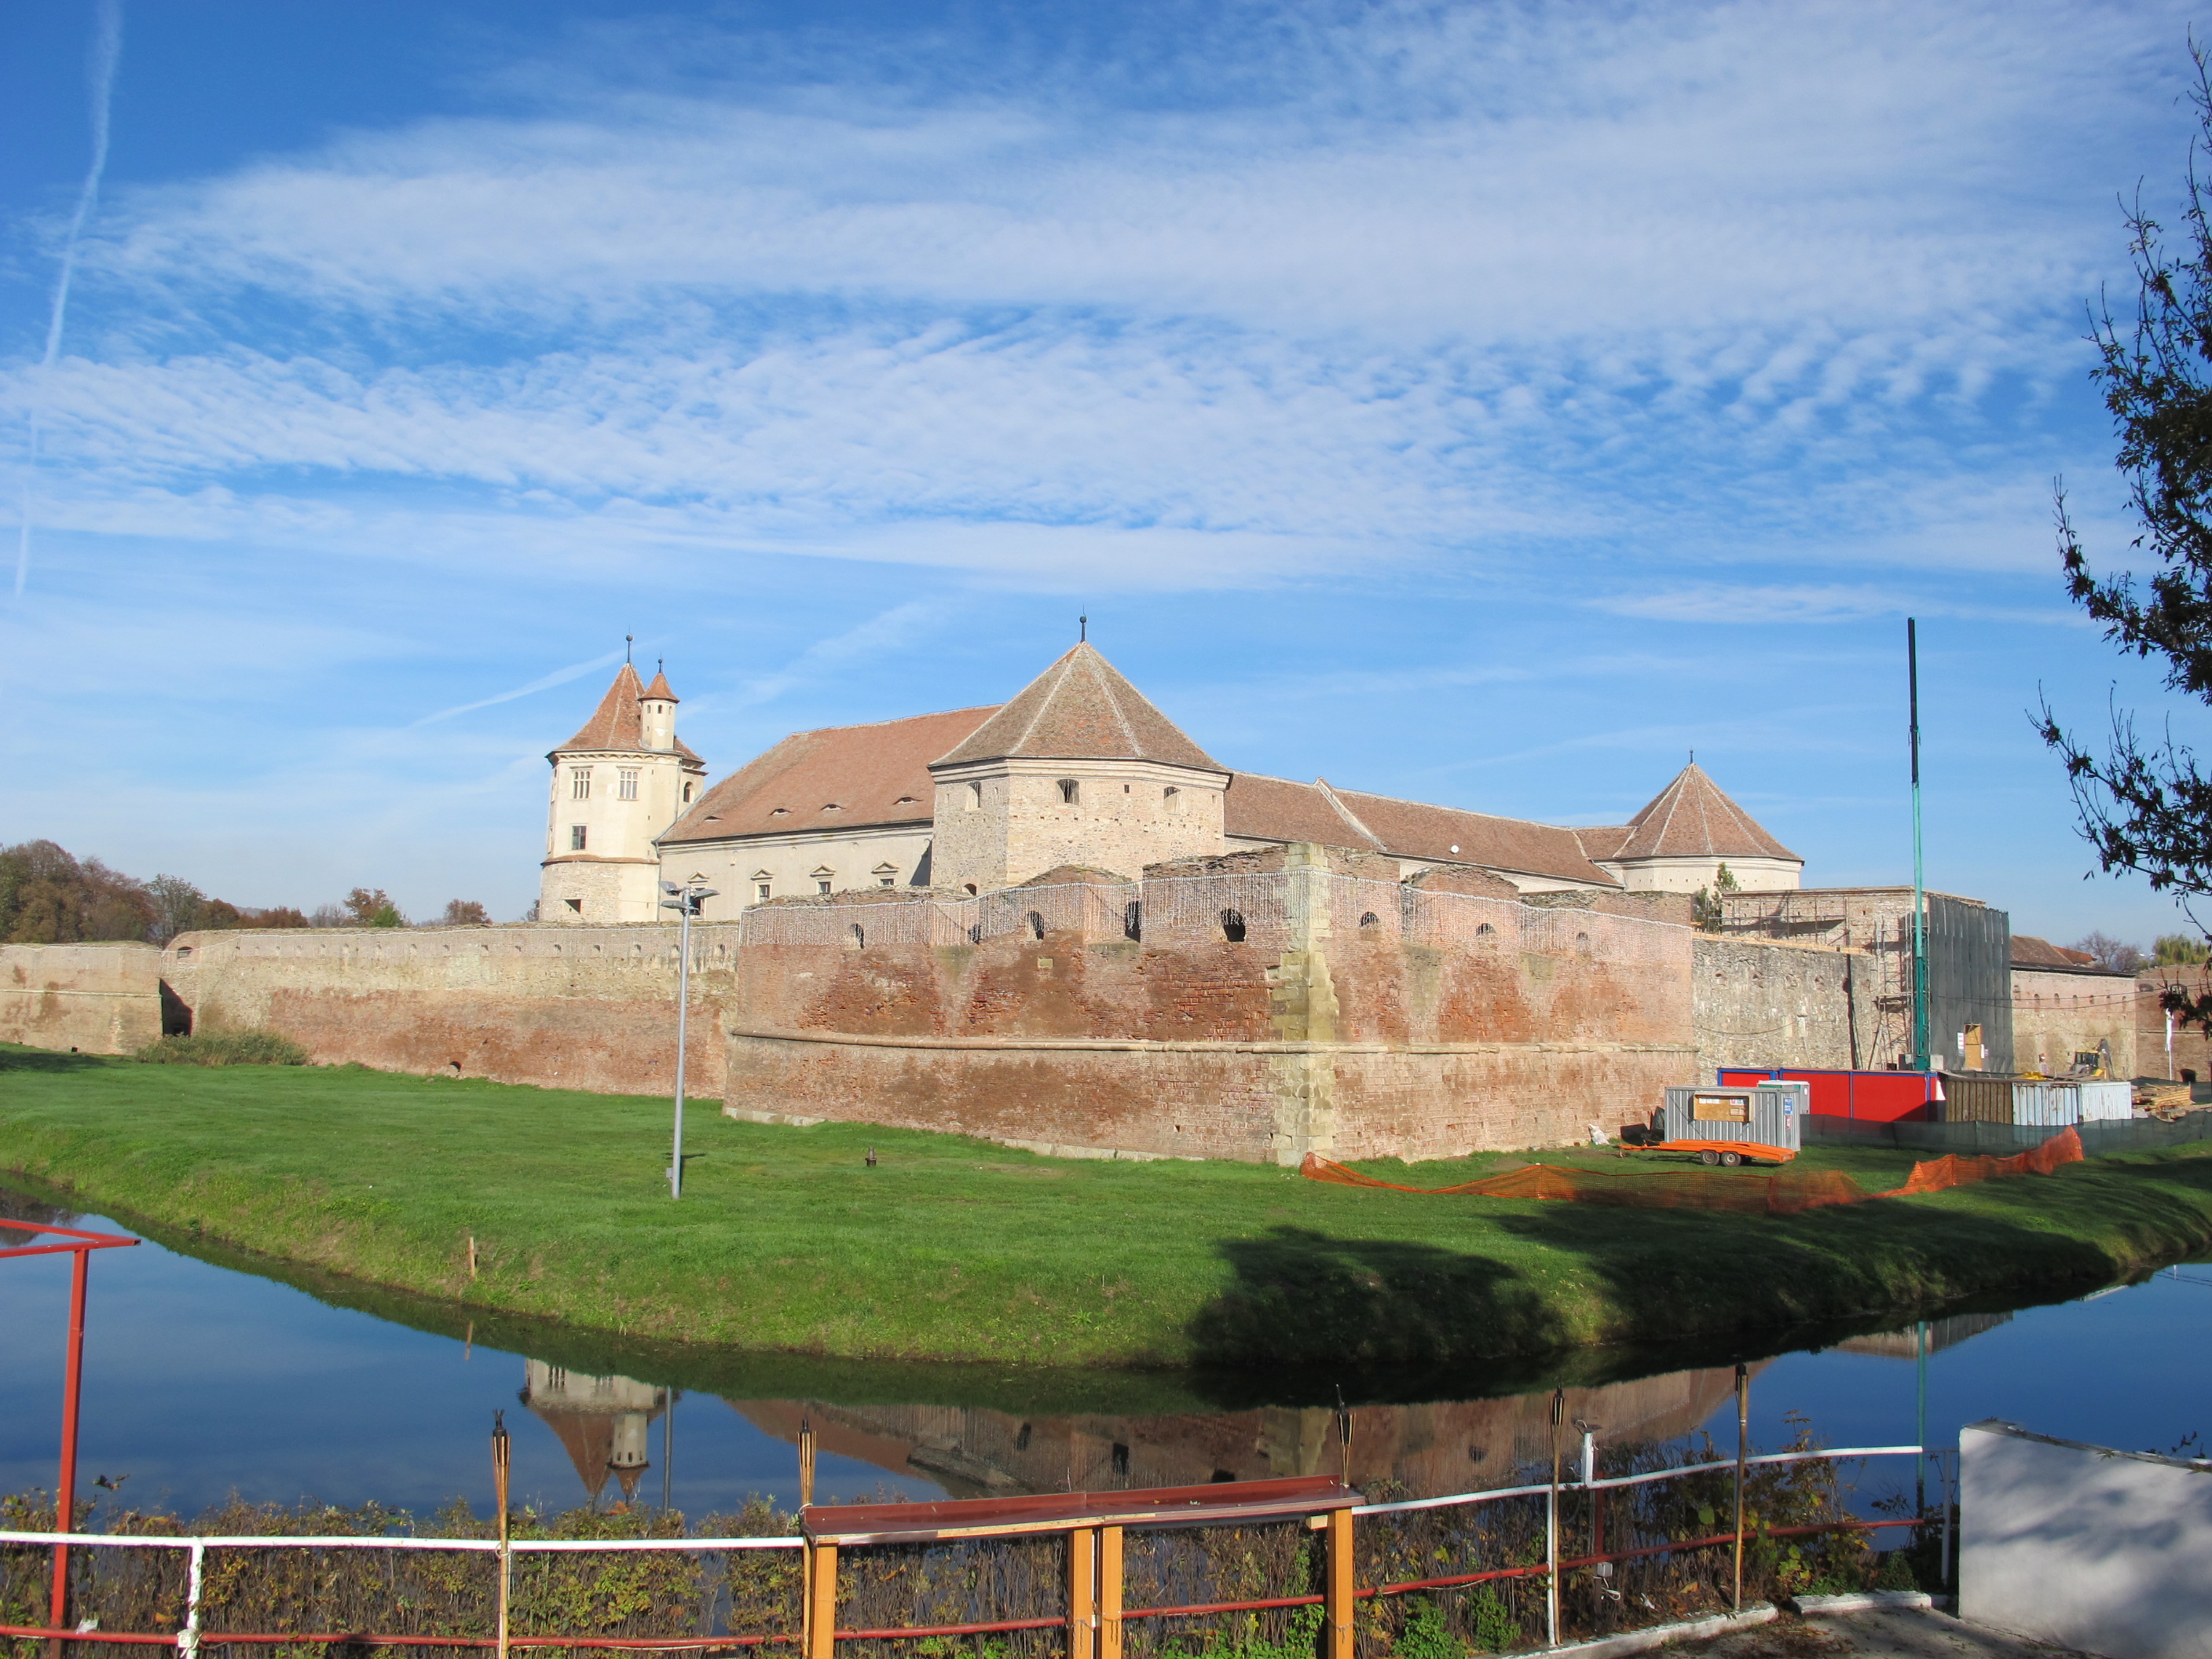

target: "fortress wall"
[723,852,1701,1162]
[163,924,741,1095]
[1690,934,1878,1080]
[0,942,164,1055]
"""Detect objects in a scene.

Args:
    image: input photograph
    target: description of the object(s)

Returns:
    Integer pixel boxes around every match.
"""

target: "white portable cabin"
[1660,1082,1807,1155]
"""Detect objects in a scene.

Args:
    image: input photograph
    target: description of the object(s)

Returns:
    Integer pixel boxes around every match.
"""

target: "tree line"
[0,840,493,947]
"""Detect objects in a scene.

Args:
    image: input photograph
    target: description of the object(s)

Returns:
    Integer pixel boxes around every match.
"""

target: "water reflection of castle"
[519,1360,668,1504]
[734,1367,1757,1501]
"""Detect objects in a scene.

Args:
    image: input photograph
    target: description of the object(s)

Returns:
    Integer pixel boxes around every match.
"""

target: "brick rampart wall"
[162,924,738,1096]
[2012,967,2137,1078]
[0,942,163,1055]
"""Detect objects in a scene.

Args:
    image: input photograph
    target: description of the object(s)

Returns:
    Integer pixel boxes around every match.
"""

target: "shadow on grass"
[0,1046,122,1073]
[1184,1153,2212,1399]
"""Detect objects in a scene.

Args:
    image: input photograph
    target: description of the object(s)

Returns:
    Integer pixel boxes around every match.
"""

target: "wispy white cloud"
[1590,583,2091,626]
[410,647,625,727]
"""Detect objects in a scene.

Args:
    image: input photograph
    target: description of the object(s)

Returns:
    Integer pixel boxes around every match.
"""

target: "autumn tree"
[2041,44,2212,1025]
[439,899,492,926]
[0,841,156,943]
[341,888,406,928]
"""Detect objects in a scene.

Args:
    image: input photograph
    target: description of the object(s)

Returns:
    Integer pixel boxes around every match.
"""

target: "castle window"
[818,880,833,895]
[617,767,639,801]
[1058,779,1079,804]
[1163,786,1180,814]
[569,825,588,851]
[564,898,582,914]
[1027,911,1046,940]
[569,767,591,800]
[967,782,983,811]
[683,782,695,803]
[1575,932,1592,957]
[1220,909,1247,943]
[849,923,866,949]
[1476,923,1496,938]
[756,881,771,901]
[880,874,895,888]
[1360,912,1379,928]
[873,863,899,888]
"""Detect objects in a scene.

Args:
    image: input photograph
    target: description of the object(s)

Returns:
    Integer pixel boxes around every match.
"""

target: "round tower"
[540,661,707,924]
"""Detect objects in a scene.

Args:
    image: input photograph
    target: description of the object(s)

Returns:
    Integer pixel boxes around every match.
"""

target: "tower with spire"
[540,661,706,925]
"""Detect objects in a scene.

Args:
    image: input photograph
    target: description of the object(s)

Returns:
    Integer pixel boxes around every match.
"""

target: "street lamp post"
[660,880,716,1199]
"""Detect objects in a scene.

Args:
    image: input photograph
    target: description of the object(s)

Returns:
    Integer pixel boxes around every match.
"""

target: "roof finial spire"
[625,634,633,665]
[1689,749,1694,765]
[1079,614,1087,643]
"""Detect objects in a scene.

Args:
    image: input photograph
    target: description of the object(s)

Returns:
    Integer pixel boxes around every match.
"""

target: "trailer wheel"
[1721,1150,1744,1168]
[1699,1149,1720,1166]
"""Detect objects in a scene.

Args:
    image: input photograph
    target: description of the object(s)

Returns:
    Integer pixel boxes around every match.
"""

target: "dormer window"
[1057,779,1079,805]
[895,796,918,806]
[822,803,841,813]
[771,808,790,816]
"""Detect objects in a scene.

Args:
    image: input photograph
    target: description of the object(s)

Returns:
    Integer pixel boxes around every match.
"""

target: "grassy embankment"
[6,1045,2212,1387]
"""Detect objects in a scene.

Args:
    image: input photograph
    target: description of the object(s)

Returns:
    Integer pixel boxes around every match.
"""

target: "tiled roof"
[552,665,704,765]
[932,643,1223,771]
[1224,772,1621,887]
[2011,935,2111,971]
[640,668,678,702]
[1595,764,1797,863]
[662,706,998,845]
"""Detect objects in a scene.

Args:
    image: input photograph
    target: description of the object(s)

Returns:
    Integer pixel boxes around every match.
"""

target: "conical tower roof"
[551,663,702,764]
[1610,763,1797,862]
[640,667,678,703]
[930,643,1222,771]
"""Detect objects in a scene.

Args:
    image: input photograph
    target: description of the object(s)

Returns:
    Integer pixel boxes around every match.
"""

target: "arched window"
[1221,908,1247,943]
[1476,922,1496,937]
[1359,911,1379,928]
[849,923,866,949]
[1058,779,1080,804]
[1124,900,1142,941]
[1027,910,1046,940]
[1575,932,1592,957]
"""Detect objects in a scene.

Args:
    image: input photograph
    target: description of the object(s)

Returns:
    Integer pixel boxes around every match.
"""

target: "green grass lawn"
[6,1045,2212,1389]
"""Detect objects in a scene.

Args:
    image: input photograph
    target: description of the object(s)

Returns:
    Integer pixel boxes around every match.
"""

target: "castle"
[538,643,1804,924]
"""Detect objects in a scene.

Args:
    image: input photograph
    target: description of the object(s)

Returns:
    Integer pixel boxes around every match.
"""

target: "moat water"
[3,1187,2207,1524]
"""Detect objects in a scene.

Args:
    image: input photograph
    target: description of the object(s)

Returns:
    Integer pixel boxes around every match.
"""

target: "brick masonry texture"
[1,942,163,1055]
[5,843,1879,1161]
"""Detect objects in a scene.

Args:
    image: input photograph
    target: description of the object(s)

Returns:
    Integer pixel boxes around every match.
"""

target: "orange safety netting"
[1298,1126,2084,1216]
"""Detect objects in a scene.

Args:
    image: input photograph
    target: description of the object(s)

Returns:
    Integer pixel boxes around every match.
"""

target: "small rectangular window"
[817,879,833,895]
[756,881,771,901]
[569,767,591,800]
[879,875,895,888]
[570,825,588,851]
[617,767,639,801]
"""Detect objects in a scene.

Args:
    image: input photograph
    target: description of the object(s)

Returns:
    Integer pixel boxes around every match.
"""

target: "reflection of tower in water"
[519,1361,668,1505]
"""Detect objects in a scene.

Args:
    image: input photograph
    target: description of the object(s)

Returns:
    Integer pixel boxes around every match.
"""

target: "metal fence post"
[1326,1507,1354,1659]
[174,1541,204,1659]
[1546,1390,1562,1648]
[1732,1364,1749,1614]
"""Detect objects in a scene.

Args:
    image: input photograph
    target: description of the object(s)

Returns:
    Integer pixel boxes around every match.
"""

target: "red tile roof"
[1225,772,1621,887]
[661,706,998,845]
[2011,935,2107,969]
[552,664,705,765]
[640,668,678,702]
[1586,764,1797,863]
[932,644,1223,771]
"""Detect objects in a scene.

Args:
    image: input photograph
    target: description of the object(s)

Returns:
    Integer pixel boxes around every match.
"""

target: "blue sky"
[2,0,2206,943]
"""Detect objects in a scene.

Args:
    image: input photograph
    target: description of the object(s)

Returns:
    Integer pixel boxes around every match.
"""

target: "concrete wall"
[0,942,164,1055]
[1690,935,1879,1081]
[1961,1418,2212,1659]
[163,924,735,1096]
[2012,967,2137,1079]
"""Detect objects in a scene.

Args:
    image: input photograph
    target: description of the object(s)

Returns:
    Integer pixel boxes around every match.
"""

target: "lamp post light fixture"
[659,879,716,1198]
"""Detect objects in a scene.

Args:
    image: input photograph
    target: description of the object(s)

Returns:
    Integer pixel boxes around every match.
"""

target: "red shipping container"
[1717,1067,1942,1122]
